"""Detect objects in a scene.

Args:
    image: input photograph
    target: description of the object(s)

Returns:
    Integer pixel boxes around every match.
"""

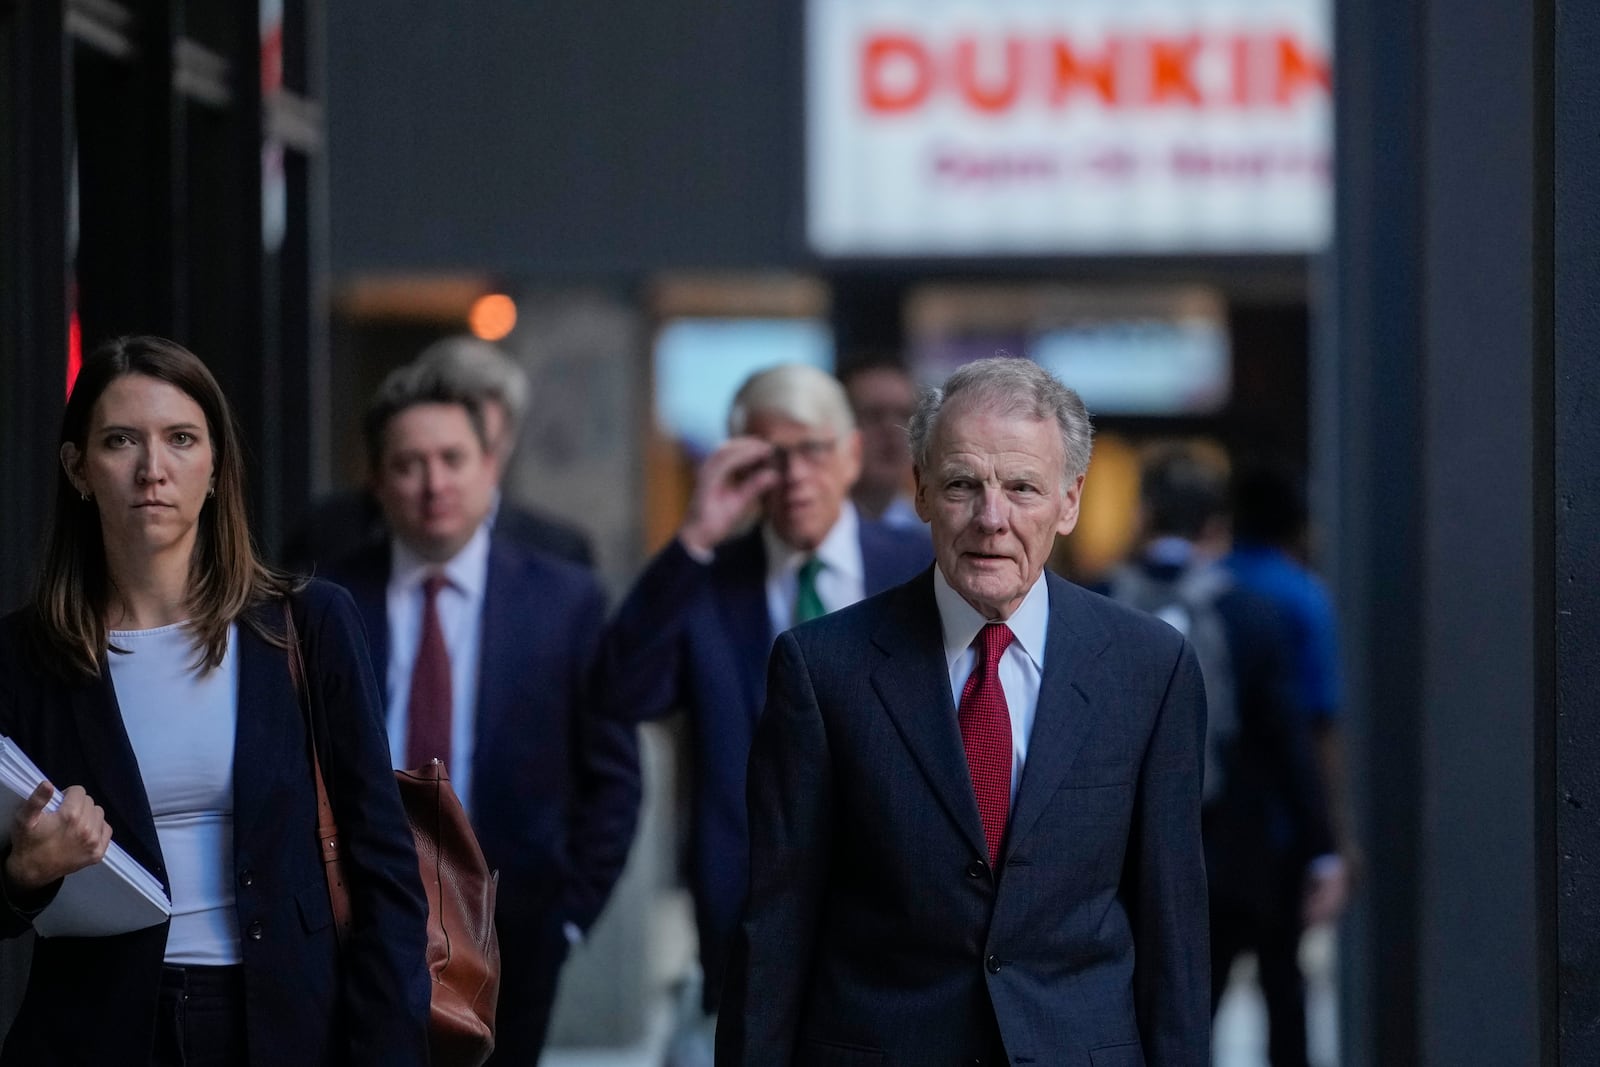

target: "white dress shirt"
[762,502,866,639]
[933,566,1051,804]
[385,523,490,812]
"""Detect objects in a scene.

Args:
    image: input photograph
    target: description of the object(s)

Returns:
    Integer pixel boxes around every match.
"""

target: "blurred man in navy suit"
[326,363,639,1064]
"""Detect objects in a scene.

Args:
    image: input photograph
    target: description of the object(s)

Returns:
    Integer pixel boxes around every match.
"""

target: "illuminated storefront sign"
[807,0,1332,255]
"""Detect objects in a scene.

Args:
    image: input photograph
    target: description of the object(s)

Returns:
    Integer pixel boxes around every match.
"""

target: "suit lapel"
[1003,573,1114,859]
[711,530,772,720]
[870,571,990,860]
[68,667,165,887]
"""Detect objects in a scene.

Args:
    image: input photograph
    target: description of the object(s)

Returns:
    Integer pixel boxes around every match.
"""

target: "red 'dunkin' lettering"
[857,30,1330,115]
[1273,34,1331,106]
[1148,35,1204,106]
[1228,34,1253,106]
[953,36,1025,113]
[1049,37,1120,106]
[863,34,933,112]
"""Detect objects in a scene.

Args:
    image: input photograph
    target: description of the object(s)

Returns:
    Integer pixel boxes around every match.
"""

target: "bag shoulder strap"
[282,598,353,943]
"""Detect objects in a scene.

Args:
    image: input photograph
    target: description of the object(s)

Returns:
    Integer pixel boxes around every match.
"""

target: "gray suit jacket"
[718,569,1210,1067]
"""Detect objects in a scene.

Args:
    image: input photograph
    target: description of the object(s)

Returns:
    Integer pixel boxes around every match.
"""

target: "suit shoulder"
[499,502,594,567]
[496,537,605,604]
[1060,577,1189,658]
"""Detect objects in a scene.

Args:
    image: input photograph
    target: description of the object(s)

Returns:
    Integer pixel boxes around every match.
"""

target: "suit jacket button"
[247,921,263,941]
[966,860,987,879]
[985,953,1001,974]
[239,869,255,888]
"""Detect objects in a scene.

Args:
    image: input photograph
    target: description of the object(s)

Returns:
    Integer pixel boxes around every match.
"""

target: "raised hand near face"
[679,436,782,557]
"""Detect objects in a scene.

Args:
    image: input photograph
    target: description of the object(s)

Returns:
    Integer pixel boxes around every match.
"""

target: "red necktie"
[959,623,1015,865]
[405,573,452,769]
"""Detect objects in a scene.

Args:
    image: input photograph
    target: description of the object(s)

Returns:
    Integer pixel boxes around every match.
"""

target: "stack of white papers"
[0,736,170,937]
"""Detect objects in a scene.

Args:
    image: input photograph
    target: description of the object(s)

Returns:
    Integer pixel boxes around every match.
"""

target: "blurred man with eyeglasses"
[599,364,930,1062]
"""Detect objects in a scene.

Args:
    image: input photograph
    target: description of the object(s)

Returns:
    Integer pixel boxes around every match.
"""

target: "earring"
[207,487,215,499]
[80,491,91,502]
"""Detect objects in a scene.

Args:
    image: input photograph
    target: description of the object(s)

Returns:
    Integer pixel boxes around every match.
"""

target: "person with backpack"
[1105,445,1341,1067]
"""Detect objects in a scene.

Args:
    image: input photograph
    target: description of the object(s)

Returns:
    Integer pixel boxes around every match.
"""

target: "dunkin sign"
[807,0,1332,255]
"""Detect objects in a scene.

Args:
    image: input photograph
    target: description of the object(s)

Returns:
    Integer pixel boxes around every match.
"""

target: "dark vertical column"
[1327,0,1556,1062]
[1415,0,1544,1059]
[73,1,180,344]
[0,0,69,609]
[0,0,66,1031]
[1553,0,1600,1057]
[181,2,270,548]
[1323,0,1426,1062]
[275,0,330,519]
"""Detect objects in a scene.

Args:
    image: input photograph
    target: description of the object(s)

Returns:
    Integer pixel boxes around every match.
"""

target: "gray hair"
[908,356,1093,481]
[412,336,531,433]
[728,363,857,438]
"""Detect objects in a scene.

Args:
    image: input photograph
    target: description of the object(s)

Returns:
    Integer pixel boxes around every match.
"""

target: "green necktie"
[794,556,826,626]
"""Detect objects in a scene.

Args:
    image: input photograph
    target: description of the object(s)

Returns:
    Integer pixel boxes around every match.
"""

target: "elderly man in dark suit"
[719,357,1210,1067]
[325,363,639,1064]
[599,364,930,1039]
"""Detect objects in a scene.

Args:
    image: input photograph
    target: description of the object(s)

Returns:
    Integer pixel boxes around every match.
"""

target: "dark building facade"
[0,0,327,607]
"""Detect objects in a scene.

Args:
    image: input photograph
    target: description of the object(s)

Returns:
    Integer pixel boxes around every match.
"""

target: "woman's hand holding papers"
[4,781,112,895]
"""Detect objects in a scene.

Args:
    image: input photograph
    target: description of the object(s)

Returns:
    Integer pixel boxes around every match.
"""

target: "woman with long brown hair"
[0,336,430,1065]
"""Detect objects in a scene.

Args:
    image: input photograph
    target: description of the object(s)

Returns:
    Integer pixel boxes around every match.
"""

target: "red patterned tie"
[958,623,1015,865]
[404,572,452,769]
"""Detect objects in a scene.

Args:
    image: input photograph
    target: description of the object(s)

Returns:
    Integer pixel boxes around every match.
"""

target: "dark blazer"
[283,488,594,575]
[324,534,640,1036]
[597,518,931,1009]
[0,581,431,1066]
[718,570,1211,1067]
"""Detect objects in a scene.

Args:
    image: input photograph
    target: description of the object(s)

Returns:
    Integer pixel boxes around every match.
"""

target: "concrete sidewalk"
[542,922,1342,1067]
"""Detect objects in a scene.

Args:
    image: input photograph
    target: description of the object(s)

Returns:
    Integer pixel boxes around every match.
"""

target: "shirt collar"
[932,564,1050,675]
[390,521,491,599]
[762,501,862,583]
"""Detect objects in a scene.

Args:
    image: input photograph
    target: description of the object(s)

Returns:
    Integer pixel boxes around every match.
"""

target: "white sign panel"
[807,0,1332,256]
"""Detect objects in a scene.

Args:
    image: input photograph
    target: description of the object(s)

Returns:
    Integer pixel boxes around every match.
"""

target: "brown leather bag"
[285,603,502,1067]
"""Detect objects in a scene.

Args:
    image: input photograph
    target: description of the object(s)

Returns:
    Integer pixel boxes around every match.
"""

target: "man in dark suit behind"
[719,357,1210,1067]
[598,364,930,1043]
[282,335,593,574]
[325,363,639,1064]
